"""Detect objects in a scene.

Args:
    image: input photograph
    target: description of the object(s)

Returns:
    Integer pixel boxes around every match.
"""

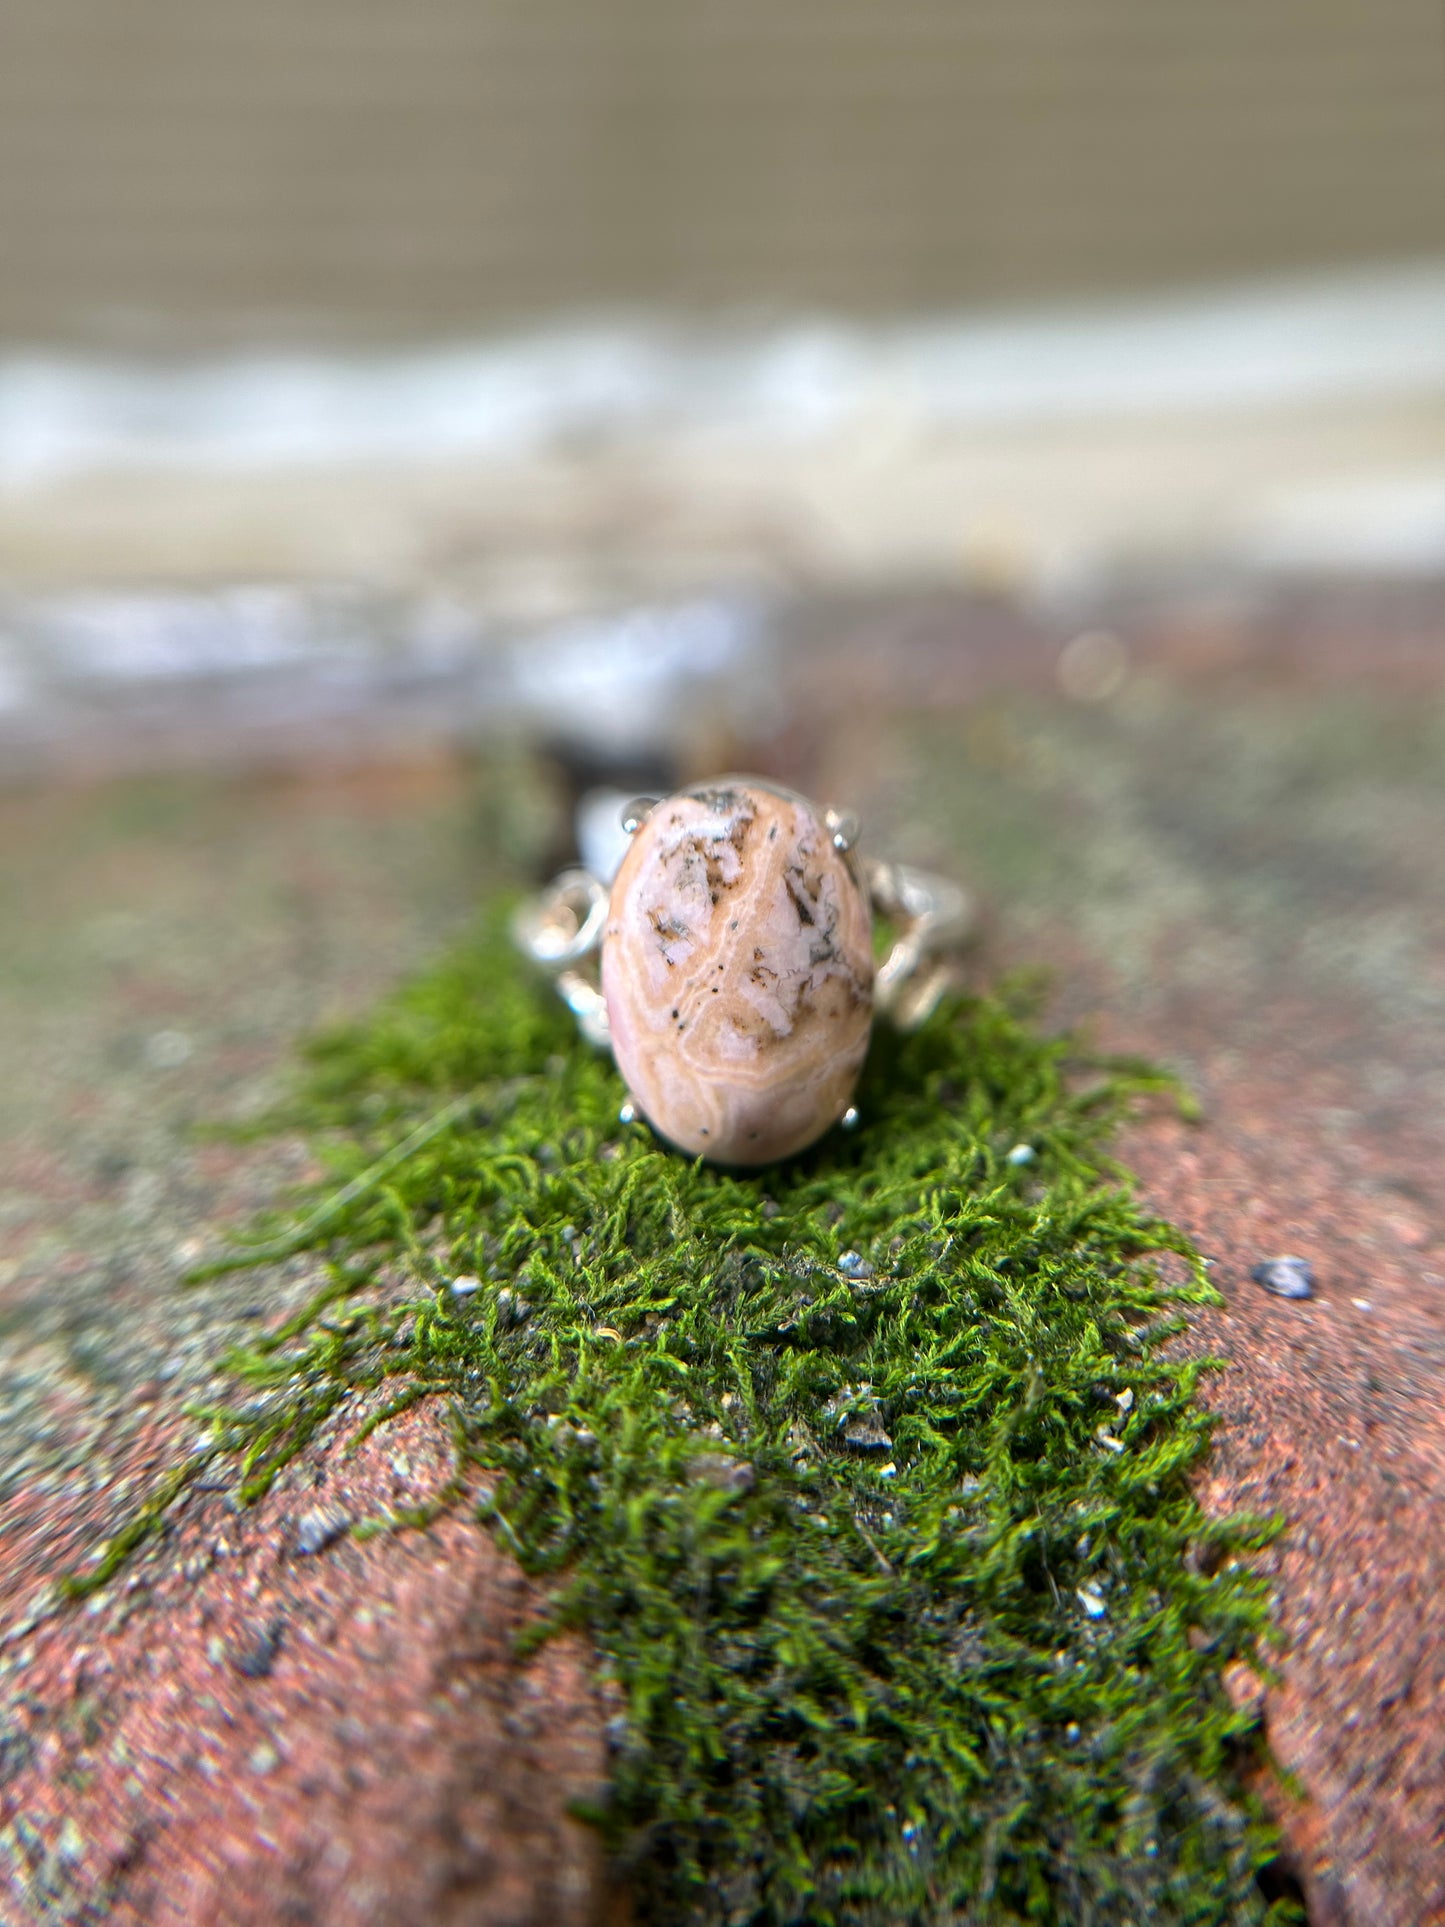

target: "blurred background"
[2,0,1445,1219]
[3,0,1444,783]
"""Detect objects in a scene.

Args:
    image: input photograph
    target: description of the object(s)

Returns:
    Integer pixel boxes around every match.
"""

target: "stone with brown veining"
[601,779,873,1163]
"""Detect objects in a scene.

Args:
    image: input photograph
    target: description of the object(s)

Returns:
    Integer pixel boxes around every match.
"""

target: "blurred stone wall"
[2,0,1443,342]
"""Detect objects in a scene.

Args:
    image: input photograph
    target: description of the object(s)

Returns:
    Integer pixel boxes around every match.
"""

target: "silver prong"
[513,870,612,1048]
[618,1099,638,1126]
[512,869,608,969]
[865,858,976,1030]
[840,1105,860,1131]
[558,970,611,1049]
[825,806,860,853]
[620,797,659,836]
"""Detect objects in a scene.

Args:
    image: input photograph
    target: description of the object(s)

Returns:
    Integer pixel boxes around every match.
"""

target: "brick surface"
[4,591,1445,1921]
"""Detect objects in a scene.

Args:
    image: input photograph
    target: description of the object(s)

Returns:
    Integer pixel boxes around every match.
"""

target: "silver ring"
[514,776,972,1164]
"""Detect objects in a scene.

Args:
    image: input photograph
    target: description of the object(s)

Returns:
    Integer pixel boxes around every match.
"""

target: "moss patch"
[148,912,1286,1923]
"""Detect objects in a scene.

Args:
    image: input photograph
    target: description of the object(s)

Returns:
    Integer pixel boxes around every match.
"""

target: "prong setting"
[866,858,976,1030]
[512,869,608,969]
[621,797,659,836]
[511,869,611,1048]
[513,777,973,1141]
[825,806,860,854]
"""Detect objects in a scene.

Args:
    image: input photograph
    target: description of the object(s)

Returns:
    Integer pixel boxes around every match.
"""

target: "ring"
[513,776,972,1165]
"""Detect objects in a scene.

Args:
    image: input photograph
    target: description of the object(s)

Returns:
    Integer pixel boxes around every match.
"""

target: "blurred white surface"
[3,266,1444,485]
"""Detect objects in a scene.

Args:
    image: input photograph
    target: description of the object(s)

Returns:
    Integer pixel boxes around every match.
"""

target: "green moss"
[133,908,1293,1923]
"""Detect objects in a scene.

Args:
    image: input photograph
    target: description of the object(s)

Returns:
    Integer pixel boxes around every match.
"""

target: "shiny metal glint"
[510,867,611,1049]
[865,858,974,1029]
[620,797,659,836]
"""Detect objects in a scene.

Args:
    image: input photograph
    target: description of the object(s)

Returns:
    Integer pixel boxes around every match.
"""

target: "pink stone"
[601,779,874,1164]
